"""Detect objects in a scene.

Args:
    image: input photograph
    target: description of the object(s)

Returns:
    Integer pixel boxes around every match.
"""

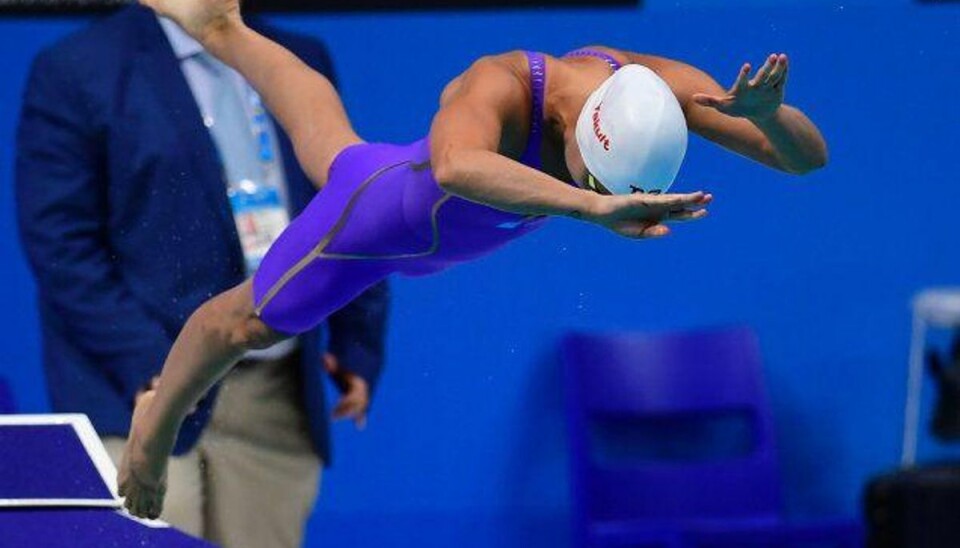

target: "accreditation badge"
[228,179,290,274]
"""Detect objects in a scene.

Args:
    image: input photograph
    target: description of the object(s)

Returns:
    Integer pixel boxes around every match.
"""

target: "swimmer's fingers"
[621,193,710,223]
[695,62,750,110]
[750,54,778,88]
[591,193,709,237]
[627,207,709,235]
[767,54,789,88]
[636,191,712,214]
[731,62,752,93]
[665,208,709,223]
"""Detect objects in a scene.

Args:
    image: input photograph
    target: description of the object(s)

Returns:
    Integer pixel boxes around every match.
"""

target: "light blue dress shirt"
[158,17,297,359]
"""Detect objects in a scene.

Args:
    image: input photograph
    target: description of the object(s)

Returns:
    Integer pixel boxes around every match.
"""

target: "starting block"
[0,414,213,547]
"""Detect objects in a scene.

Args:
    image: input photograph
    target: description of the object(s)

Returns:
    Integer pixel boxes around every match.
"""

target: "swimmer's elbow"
[788,154,828,175]
[811,147,830,171]
[774,146,828,175]
[434,147,497,192]
[433,163,456,190]
[780,161,823,175]
[433,150,468,191]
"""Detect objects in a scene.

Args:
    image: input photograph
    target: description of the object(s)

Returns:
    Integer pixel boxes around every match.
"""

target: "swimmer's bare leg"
[140,0,361,187]
[118,279,285,518]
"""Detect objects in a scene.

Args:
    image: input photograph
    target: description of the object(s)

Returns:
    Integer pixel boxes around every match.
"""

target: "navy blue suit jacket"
[15,5,388,463]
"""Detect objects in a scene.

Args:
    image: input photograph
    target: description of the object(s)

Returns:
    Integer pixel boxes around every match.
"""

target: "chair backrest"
[562,326,783,524]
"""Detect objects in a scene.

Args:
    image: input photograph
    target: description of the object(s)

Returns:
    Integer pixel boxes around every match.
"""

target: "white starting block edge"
[119,509,174,528]
[0,414,120,509]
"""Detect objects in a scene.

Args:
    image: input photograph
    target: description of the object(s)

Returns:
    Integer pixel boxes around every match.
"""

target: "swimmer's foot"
[118,391,170,520]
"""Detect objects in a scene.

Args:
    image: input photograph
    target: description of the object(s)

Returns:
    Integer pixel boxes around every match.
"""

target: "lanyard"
[245,87,276,167]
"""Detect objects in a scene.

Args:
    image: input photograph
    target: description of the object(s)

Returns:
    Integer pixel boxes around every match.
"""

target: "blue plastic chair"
[561,326,863,547]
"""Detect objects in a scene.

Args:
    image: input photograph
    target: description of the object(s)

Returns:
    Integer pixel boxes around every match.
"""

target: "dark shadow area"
[589,410,756,464]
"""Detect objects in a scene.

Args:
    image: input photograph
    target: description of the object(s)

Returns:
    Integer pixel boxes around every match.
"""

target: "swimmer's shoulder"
[467,51,534,78]
[439,51,532,109]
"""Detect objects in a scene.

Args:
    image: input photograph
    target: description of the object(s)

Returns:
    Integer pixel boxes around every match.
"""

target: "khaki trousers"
[104,354,321,548]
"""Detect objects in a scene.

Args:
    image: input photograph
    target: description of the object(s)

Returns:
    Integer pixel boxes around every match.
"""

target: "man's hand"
[584,191,712,239]
[135,376,161,408]
[325,353,370,430]
[136,375,197,414]
[139,0,242,44]
[692,53,789,122]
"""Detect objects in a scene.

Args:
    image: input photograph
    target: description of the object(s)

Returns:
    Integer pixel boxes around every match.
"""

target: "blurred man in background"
[15,4,389,547]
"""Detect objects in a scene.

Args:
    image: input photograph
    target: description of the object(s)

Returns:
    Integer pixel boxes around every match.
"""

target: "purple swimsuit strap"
[520,51,546,171]
[563,48,623,72]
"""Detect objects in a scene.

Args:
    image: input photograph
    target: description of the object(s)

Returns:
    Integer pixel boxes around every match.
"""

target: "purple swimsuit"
[254,50,620,334]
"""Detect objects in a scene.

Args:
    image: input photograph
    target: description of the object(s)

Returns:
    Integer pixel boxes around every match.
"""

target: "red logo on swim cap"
[592,103,611,151]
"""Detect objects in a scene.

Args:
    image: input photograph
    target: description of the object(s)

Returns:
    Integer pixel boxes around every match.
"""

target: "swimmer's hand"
[584,191,712,239]
[118,390,172,520]
[139,0,242,44]
[692,53,789,121]
[326,353,370,430]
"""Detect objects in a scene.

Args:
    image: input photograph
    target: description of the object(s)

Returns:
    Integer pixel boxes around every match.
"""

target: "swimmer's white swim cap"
[575,64,688,195]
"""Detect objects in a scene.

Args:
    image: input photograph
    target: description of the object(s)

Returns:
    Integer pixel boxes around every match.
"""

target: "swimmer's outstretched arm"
[623,51,827,175]
[430,58,712,239]
[139,0,358,186]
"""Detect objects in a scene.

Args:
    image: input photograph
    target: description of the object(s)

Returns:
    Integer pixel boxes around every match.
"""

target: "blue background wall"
[1,1,959,546]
